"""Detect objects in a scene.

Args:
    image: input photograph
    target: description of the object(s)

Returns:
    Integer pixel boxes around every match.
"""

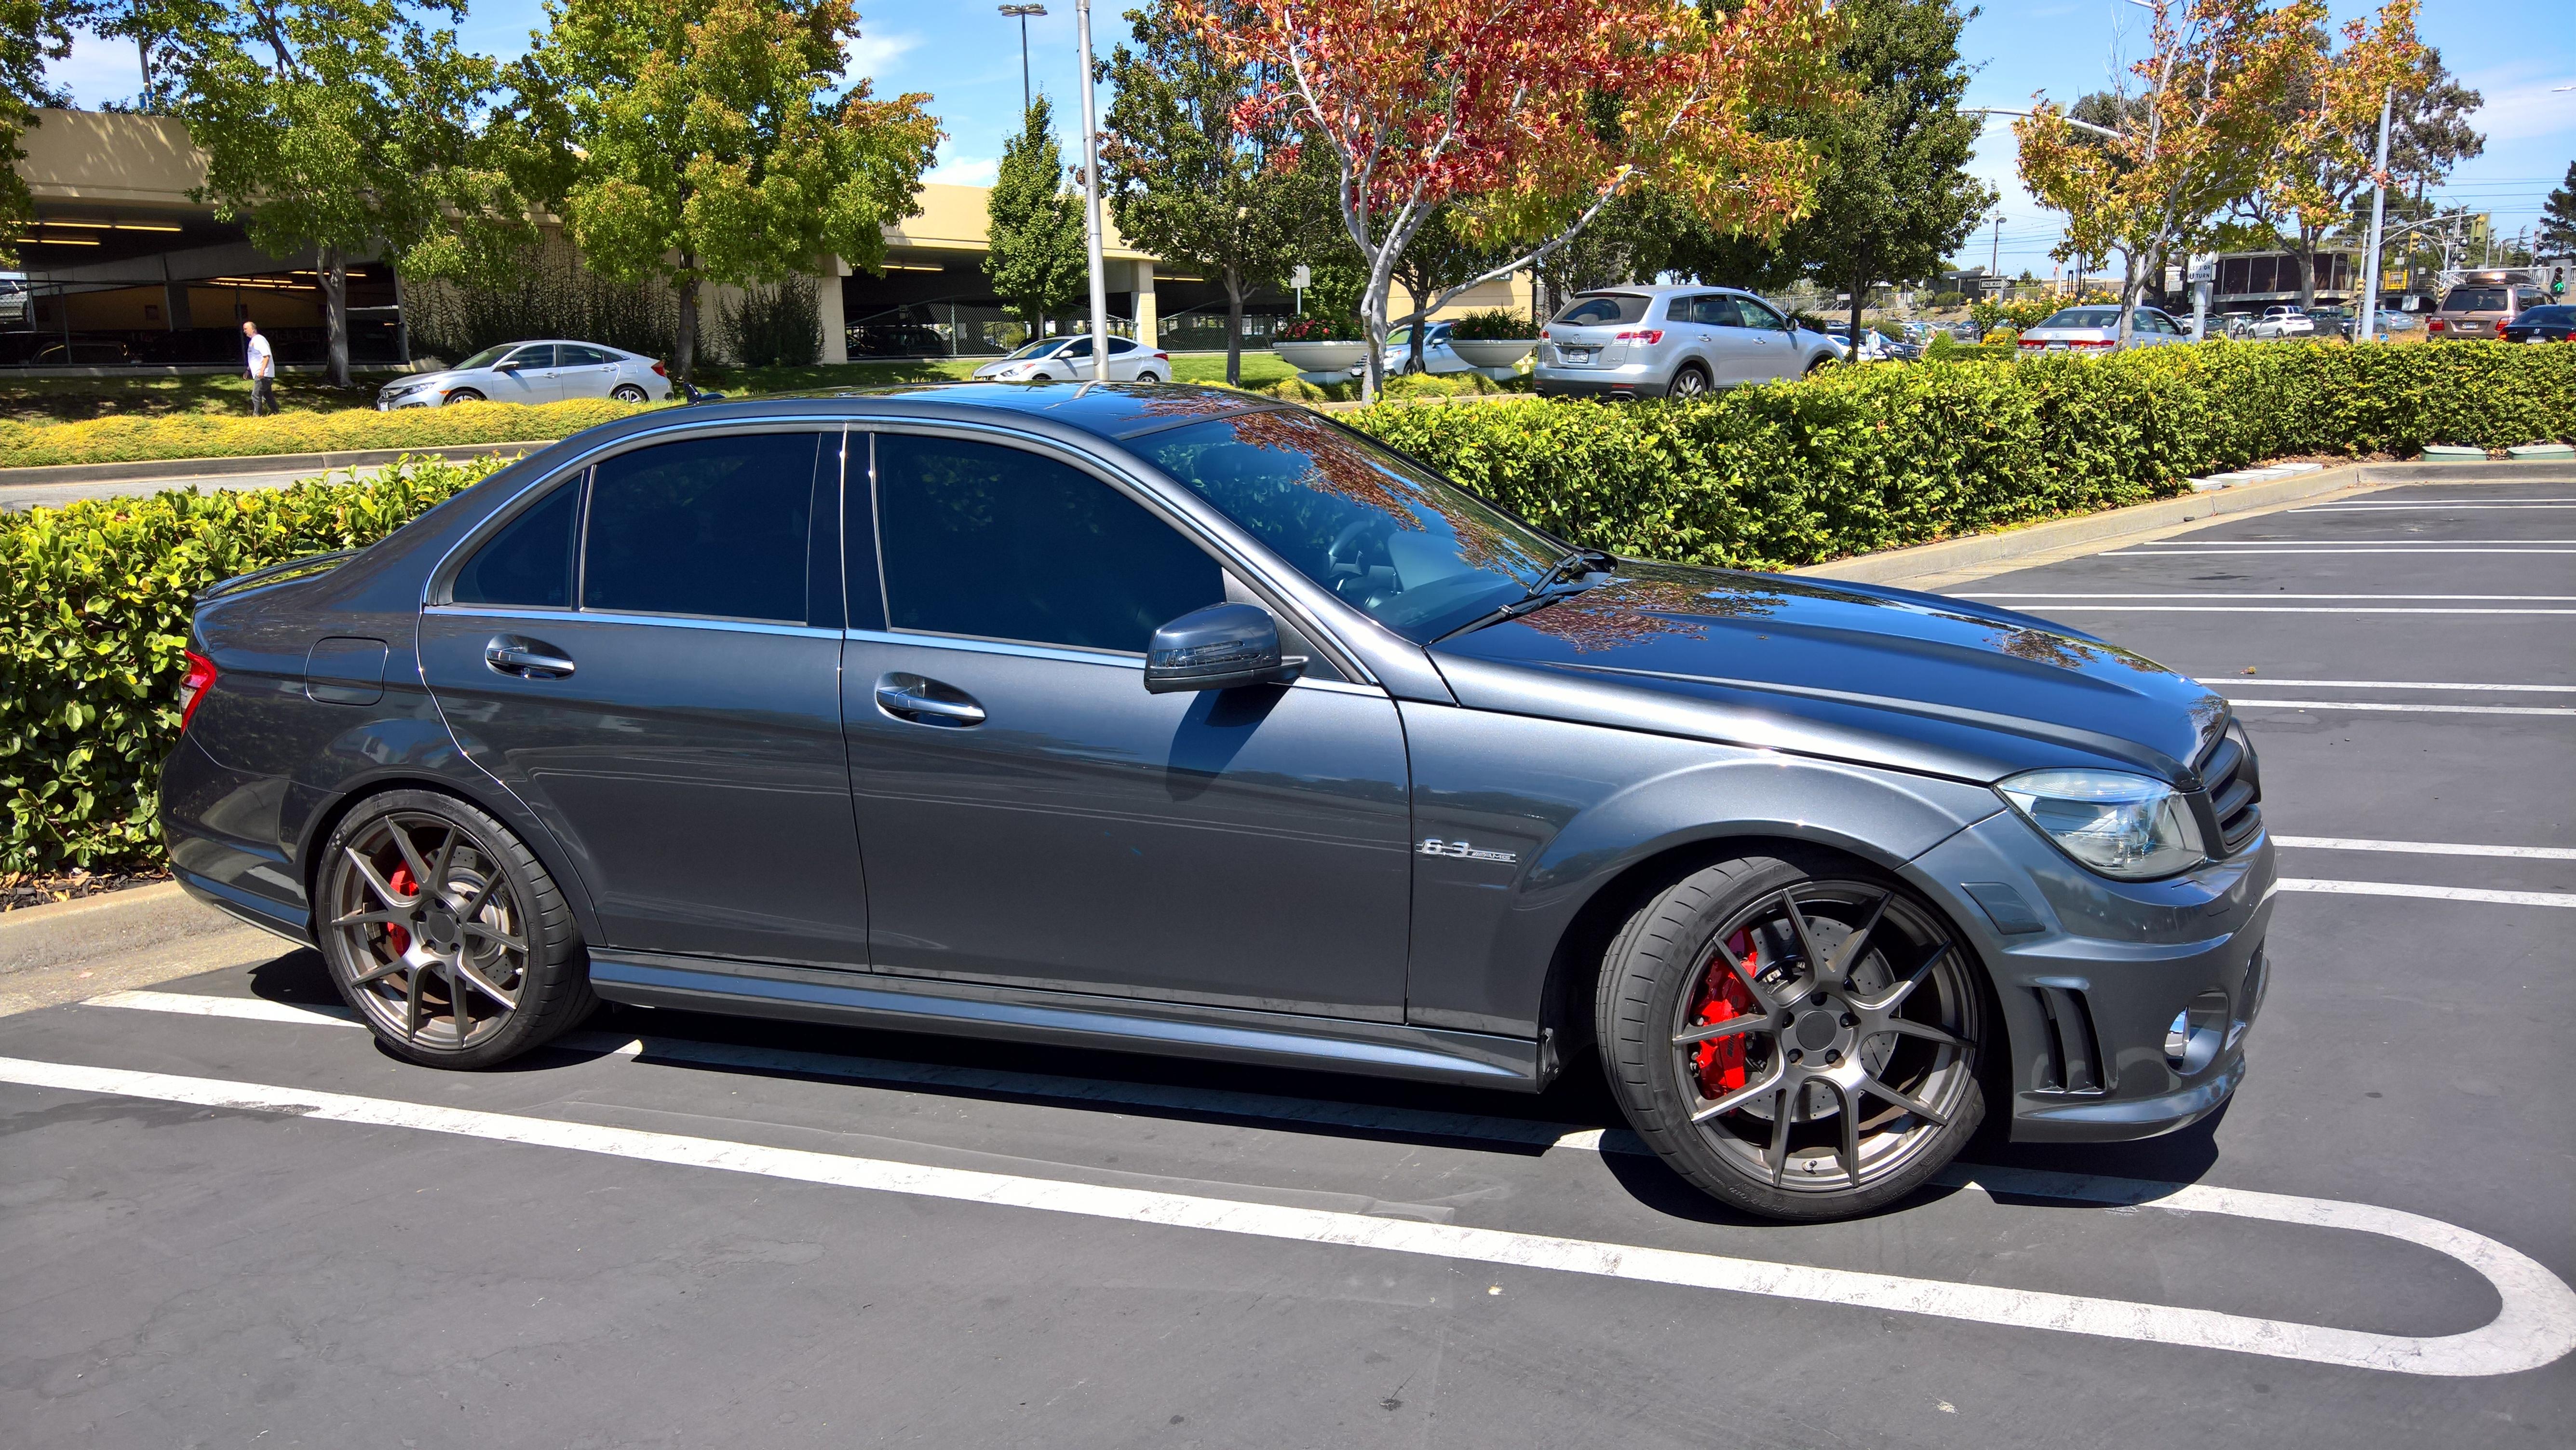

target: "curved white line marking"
[5,1051,2570,1377]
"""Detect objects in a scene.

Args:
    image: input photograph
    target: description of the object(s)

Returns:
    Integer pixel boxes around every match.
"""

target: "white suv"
[1534,286,1841,399]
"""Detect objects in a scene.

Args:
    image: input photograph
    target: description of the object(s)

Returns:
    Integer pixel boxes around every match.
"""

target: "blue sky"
[39,0,2576,276]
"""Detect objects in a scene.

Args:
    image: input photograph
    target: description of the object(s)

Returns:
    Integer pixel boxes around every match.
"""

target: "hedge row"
[1351,340,2576,570]
[2,456,510,872]
[6,340,2572,872]
[0,398,648,469]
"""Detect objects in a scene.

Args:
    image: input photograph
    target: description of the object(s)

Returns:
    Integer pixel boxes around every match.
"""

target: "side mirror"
[492,359,520,371]
[1144,602,1305,694]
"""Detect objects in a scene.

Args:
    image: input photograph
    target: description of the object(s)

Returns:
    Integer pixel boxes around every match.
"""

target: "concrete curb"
[0,881,253,976]
[1791,459,2576,587]
[0,441,550,488]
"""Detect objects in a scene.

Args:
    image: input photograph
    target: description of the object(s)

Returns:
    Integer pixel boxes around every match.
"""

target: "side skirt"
[587,952,1543,1092]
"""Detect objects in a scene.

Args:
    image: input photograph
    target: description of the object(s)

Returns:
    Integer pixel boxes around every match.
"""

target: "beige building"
[6,108,1535,369]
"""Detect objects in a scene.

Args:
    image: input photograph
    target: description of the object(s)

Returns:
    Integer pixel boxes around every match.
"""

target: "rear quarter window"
[1551,293,1650,326]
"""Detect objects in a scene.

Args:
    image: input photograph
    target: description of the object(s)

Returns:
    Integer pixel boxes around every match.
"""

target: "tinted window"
[875,434,1222,651]
[1110,337,1138,353]
[1739,299,1788,332]
[2441,287,2506,312]
[2041,308,2120,328]
[582,434,819,622]
[453,482,579,608]
[507,345,557,368]
[559,345,613,365]
[1551,293,1650,326]
[1142,409,1561,642]
[1691,295,1744,326]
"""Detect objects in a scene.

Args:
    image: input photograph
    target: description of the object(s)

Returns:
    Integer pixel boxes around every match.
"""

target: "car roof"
[589,381,1290,450]
[1574,284,1759,297]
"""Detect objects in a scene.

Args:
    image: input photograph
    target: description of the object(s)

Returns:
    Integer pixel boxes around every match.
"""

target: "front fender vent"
[2030,985,2112,1095]
[2197,720,2265,855]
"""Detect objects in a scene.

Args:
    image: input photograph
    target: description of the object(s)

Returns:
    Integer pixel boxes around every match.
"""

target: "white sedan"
[972,335,1171,382]
[377,340,673,408]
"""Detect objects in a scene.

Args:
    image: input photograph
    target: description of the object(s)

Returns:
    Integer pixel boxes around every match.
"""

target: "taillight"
[651,360,669,377]
[178,650,217,733]
[2019,338,2044,348]
[1616,329,1665,344]
[1155,351,1169,361]
[1538,329,1550,340]
[2073,339,2115,348]
[2427,320,2444,332]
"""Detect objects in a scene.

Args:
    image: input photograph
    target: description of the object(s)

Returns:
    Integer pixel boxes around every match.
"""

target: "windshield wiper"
[1434,550,1613,642]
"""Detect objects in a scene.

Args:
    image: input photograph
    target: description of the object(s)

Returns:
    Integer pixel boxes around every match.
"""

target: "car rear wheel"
[315,790,595,1069]
[611,383,648,403]
[443,388,484,405]
[1136,370,1163,383]
[1595,852,1987,1220]
[1668,364,1710,398]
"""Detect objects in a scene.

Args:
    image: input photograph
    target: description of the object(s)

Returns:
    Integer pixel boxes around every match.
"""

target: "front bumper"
[1903,810,2276,1144]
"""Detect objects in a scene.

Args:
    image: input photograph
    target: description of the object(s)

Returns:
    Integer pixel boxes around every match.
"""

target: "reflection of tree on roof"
[1517,569,1789,652]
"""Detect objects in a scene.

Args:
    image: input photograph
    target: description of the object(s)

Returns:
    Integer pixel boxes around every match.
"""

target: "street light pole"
[1989,216,2003,281]
[2358,86,2391,343]
[1075,0,1110,382]
[998,5,1047,117]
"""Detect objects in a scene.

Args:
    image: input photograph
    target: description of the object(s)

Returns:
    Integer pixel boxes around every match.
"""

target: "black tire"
[611,383,648,403]
[1595,851,1987,1221]
[1668,364,1711,398]
[314,789,595,1069]
[1136,370,1163,383]
[1804,356,1834,375]
[443,388,485,405]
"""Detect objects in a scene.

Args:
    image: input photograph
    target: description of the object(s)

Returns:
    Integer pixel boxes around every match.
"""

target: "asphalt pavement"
[1,478,2569,1448]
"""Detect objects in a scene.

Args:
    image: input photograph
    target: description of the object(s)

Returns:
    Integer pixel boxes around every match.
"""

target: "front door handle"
[486,635,576,679]
[875,674,985,727]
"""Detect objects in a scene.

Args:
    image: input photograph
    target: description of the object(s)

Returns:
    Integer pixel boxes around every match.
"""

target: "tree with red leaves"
[1180,0,1843,399]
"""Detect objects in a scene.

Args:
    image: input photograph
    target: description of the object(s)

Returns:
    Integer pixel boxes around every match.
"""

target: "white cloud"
[2462,71,2576,147]
[926,139,998,188]
[845,29,922,82]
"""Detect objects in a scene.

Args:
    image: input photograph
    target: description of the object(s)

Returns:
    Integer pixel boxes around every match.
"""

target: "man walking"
[242,320,275,416]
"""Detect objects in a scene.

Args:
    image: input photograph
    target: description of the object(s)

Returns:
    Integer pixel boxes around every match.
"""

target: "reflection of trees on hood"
[1982,624,2173,676]
[1518,576,1786,653]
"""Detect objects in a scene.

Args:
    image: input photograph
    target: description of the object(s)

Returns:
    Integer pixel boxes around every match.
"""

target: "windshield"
[1551,293,1651,327]
[1140,410,1565,641]
[2039,308,2120,328]
[1005,339,1070,359]
[2441,287,2506,312]
[455,344,517,370]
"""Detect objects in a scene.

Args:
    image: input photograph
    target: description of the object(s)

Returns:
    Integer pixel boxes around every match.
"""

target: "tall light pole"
[1075,0,1110,382]
[1989,216,2004,281]
[999,4,1047,116]
[2358,86,2391,343]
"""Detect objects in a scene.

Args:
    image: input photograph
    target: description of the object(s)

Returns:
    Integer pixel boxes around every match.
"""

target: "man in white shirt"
[242,320,275,415]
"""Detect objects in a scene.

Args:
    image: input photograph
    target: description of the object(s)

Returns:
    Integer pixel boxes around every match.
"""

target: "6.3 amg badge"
[1418,838,1518,864]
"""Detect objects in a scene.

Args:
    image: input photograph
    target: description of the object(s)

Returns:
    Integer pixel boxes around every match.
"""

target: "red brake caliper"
[384,865,416,955]
[1692,929,1761,1098]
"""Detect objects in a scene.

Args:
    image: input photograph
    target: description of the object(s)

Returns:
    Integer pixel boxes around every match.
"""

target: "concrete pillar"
[819,258,850,364]
[1133,259,1156,348]
[162,280,191,330]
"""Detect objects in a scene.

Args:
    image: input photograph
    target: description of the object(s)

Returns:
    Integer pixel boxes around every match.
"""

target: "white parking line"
[1969,595,2576,602]
[3,1052,2568,1377]
[2273,837,2576,860]
[2291,503,2576,511]
[2194,679,2576,693]
[2224,699,2576,716]
[2103,548,2576,556]
[1960,607,2576,615]
[2278,879,2576,909]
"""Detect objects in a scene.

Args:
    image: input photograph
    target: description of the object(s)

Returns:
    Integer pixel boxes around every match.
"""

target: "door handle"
[485,635,576,679]
[874,674,985,727]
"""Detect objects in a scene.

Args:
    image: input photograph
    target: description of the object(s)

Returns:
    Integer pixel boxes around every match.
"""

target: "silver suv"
[1535,285,1841,399]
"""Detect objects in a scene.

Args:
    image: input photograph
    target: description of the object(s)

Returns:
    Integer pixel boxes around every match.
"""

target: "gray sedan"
[378,340,674,409]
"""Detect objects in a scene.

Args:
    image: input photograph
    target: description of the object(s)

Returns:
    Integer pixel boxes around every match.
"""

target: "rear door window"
[872,433,1223,652]
[559,345,614,366]
[1551,293,1650,327]
[581,433,822,623]
[453,482,579,608]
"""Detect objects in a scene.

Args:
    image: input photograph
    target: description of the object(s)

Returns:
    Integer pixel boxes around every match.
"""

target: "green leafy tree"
[1100,0,1309,385]
[0,0,89,268]
[2534,161,2575,259]
[985,95,1088,339]
[519,0,939,384]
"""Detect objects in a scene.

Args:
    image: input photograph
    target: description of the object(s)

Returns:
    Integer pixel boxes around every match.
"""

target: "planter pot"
[1271,340,1371,374]
[1449,339,1536,369]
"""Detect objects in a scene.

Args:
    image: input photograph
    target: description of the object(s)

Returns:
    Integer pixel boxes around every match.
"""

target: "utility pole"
[1989,216,2003,280]
[2358,86,2390,343]
[999,5,1047,116]
[1075,0,1110,382]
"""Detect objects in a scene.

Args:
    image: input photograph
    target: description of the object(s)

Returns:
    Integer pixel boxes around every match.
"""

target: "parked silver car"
[971,335,1170,383]
[2015,306,2192,353]
[2249,306,2316,340]
[379,340,673,409]
[1350,320,1473,378]
[1535,286,1840,399]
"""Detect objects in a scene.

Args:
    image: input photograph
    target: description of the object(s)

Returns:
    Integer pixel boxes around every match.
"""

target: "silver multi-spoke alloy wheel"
[316,791,593,1068]
[1599,853,1987,1220]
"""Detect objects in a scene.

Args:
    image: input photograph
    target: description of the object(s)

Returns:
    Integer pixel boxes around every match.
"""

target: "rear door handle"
[485,635,576,679]
[874,674,985,727]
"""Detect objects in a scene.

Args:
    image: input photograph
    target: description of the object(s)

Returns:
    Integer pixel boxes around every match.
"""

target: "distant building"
[2212,250,2359,310]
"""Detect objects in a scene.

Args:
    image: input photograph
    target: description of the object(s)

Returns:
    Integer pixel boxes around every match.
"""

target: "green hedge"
[1352,340,2576,570]
[0,398,649,469]
[5,340,2572,873]
[2,456,510,872]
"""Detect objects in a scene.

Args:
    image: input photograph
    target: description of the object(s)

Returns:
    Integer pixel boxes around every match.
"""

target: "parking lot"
[1,476,2568,1448]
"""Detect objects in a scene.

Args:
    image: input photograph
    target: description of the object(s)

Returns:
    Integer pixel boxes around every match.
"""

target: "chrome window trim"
[431,604,841,640]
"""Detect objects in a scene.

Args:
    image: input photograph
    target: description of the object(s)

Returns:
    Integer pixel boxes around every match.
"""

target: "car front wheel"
[443,388,484,405]
[315,790,595,1069]
[1596,852,1988,1220]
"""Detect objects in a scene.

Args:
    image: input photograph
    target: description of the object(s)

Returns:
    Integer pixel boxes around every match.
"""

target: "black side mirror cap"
[1144,602,1306,694]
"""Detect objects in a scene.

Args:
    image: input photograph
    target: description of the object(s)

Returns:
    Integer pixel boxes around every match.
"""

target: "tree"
[2542,161,2576,259]
[1542,187,1689,309]
[0,0,86,269]
[2016,0,2320,344]
[519,0,939,385]
[1100,0,1310,385]
[984,95,1089,339]
[1387,205,1513,373]
[1738,0,1994,352]
[1185,0,1843,399]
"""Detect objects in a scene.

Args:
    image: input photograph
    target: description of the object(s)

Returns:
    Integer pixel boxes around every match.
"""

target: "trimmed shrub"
[2,456,512,872]
[0,398,652,469]
[407,249,682,365]
[1446,309,1536,340]
[718,276,824,369]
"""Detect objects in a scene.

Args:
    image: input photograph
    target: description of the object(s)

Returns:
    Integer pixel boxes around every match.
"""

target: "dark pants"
[249,375,274,416]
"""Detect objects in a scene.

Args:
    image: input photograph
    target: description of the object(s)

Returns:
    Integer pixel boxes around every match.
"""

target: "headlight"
[382,379,430,398]
[1997,768,2206,880]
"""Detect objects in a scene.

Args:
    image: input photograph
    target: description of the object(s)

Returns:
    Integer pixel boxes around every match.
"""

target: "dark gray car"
[161,383,2272,1220]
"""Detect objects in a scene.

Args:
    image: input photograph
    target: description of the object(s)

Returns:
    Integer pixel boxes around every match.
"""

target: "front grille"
[2198,720,2264,854]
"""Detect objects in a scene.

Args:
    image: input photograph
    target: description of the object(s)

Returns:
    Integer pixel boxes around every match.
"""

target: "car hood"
[1427,559,2229,786]
[385,368,474,391]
